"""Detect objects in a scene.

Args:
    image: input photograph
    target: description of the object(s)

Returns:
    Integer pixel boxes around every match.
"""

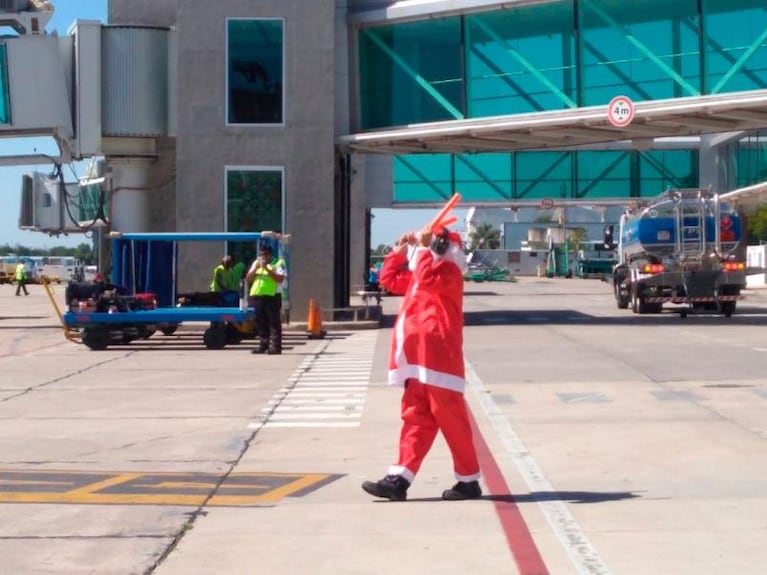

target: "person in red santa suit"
[361,224,482,501]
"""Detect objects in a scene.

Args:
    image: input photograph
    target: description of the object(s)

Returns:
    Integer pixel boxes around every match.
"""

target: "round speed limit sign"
[607,95,635,127]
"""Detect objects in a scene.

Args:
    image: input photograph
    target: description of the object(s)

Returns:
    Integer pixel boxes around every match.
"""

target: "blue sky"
[0,0,107,249]
[0,1,458,252]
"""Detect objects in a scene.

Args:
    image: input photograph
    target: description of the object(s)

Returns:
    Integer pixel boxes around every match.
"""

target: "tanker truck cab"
[612,189,747,317]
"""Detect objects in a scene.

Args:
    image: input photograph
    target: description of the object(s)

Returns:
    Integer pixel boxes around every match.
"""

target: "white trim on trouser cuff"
[387,465,415,483]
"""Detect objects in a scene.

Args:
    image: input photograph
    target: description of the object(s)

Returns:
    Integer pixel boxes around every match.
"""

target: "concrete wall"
[108,0,343,319]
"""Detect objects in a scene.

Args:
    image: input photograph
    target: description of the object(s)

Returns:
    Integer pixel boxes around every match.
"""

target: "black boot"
[442,480,482,501]
[251,339,269,354]
[361,474,410,501]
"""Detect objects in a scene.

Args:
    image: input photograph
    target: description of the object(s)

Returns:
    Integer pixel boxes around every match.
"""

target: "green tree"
[567,227,588,252]
[469,223,501,250]
[746,207,767,244]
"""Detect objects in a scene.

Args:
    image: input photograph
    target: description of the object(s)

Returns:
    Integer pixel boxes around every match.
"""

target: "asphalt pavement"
[1,278,767,574]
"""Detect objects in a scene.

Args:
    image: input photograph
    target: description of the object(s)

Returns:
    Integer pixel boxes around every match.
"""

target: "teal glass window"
[727,131,767,189]
[359,18,464,129]
[465,3,577,117]
[703,0,767,94]
[578,0,701,105]
[0,44,10,124]
[393,154,454,202]
[575,151,631,198]
[637,150,699,195]
[226,19,284,125]
[393,149,699,203]
[226,167,284,266]
[454,154,512,202]
[515,151,573,200]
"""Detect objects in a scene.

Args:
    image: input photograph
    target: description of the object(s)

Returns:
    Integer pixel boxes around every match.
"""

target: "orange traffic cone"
[306,298,326,339]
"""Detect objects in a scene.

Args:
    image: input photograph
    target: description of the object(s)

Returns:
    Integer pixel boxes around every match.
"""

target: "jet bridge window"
[0,44,10,124]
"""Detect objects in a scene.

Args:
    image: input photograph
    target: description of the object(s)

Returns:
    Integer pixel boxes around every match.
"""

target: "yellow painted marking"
[66,472,143,497]
[216,473,329,505]
[0,492,209,506]
[0,479,75,486]
[147,481,270,490]
[0,470,338,506]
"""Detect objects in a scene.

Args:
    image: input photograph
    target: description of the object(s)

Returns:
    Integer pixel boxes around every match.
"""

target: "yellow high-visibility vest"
[249,258,285,297]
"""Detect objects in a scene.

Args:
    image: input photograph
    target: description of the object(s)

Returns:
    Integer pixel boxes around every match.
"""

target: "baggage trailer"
[63,231,290,350]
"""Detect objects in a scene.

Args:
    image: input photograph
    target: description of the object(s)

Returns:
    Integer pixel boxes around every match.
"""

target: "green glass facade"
[226,167,283,268]
[358,0,767,202]
[723,130,767,189]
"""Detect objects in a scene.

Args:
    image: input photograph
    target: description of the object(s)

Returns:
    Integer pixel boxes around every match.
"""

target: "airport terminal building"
[103,0,767,319]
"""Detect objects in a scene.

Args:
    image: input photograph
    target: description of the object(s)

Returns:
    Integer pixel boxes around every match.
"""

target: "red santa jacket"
[379,245,465,393]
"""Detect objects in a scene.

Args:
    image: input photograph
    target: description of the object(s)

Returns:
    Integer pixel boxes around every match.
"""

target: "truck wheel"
[203,325,227,349]
[614,283,629,309]
[631,285,649,314]
[721,301,736,317]
[82,328,109,351]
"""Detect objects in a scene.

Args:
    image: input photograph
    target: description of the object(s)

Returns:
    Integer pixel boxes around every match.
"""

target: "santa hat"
[432,225,463,249]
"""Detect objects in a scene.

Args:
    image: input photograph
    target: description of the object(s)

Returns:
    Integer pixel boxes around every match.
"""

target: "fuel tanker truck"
[612,189,746,317]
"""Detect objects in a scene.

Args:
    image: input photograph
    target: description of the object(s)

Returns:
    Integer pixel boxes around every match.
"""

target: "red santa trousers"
[389,378,480,483]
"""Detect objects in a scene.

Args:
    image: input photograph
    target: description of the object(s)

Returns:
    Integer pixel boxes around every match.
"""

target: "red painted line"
[469,409,549,575]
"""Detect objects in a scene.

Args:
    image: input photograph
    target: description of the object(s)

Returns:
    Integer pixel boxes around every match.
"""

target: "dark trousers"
[251,294,282,350]
[15,279,28,296]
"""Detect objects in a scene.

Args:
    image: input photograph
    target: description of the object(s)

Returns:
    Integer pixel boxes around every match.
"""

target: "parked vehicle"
[612,189,746,317]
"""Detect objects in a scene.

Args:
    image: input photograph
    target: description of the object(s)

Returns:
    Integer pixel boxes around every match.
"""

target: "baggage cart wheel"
[161,325,178,336]
[203,325,227,349]
[82,328,110,351]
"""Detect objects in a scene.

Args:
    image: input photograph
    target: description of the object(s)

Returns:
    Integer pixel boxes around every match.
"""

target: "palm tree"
[469,223,501,250]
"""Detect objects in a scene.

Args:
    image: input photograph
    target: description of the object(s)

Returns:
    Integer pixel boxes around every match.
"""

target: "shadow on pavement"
[399,490,641,504]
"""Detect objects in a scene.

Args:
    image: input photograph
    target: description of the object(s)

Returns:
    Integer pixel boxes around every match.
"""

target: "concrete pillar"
[699,135,726,193]
[107,157,155,232]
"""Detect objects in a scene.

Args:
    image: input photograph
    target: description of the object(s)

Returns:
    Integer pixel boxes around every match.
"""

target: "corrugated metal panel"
[0,0,29,12]
[102,26,169,137]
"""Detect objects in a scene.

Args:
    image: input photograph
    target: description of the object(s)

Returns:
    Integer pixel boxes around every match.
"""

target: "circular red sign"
[607,96,635,127]
[539,198,555,210]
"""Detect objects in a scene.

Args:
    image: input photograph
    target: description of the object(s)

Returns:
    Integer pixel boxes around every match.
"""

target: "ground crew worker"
[246,243,286,354]
[231,260,247,293]
[15,262,29,296]
[209,255,234,293]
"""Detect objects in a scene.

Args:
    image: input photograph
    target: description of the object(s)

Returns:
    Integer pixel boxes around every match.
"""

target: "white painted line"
[268,412,362,420]
[289,374,371,381]
[297,381,371,387]
[263,422,360,428]
[466,361,611,575]
[263,405,362,412]
[752,347,767,352]
[287,390,367,396]
[269,398,366,405]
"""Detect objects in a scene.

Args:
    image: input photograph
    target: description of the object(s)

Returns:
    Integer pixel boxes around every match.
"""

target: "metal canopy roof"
[339,89,767,155]
[720,180,767,212]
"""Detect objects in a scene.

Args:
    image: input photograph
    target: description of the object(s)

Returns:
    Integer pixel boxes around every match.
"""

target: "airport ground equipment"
[612,189,746,317]
[62,231,289,350]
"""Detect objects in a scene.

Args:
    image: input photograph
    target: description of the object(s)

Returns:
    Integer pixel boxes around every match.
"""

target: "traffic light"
[603,225,615,249]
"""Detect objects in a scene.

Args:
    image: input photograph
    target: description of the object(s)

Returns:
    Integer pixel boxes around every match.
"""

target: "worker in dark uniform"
[246,243,286,354]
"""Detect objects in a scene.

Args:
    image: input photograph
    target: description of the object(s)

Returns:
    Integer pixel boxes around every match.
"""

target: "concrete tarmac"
[1,279,767,574]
